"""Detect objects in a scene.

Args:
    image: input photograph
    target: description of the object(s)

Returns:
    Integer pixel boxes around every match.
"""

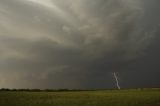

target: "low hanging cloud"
[0,0,159,89]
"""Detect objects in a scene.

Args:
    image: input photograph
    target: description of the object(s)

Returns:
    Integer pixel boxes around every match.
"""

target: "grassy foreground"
[0,89,159,106]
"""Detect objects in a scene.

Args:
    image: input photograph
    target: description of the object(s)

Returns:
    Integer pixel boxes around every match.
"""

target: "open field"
[0,89,160,106]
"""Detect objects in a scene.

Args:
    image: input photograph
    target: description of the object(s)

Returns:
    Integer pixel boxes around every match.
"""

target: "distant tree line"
[0,88,96,92]
[1,88,157,92]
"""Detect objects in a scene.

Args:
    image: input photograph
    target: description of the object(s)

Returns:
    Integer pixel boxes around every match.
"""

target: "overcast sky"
[0,0,160,89]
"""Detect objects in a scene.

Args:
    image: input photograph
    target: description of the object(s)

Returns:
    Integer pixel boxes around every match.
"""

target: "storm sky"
[0,0,160,89]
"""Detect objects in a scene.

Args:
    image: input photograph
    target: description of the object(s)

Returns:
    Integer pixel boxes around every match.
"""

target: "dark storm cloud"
[0,0,159,89]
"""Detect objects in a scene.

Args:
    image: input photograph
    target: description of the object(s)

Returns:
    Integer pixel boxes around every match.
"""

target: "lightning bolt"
[113,72,121,90]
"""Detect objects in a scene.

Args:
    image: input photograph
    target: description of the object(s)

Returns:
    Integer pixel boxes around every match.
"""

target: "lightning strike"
[113,72,121,90]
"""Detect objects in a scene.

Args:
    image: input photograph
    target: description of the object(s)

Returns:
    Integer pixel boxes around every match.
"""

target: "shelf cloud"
[0,0,159,89]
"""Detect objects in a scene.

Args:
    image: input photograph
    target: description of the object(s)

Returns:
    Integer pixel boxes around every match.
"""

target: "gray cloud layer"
[0,0,159,89]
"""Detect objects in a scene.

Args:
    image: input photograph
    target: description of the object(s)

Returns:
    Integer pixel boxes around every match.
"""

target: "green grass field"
[0,89,159,106]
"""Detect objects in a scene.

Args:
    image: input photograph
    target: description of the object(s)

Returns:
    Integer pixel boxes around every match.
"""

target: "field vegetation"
[0,88,159,106]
